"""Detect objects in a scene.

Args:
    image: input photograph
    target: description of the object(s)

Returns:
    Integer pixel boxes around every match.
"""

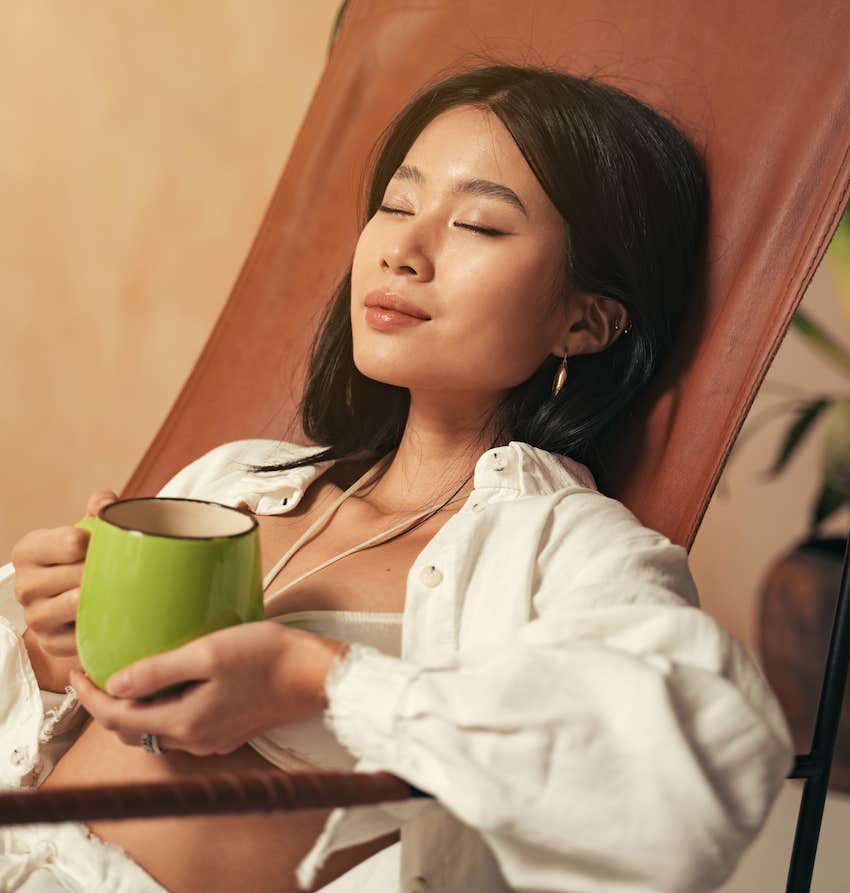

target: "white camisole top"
[247,456,441,772]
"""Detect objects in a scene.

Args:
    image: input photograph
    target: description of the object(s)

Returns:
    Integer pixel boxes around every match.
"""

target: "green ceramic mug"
[74,497,263,697]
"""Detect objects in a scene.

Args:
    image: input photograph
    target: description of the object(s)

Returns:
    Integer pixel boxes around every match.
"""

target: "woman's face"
[350,105,572,398]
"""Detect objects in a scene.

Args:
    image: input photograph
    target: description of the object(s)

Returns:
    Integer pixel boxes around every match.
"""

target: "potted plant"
[736,203,850,792]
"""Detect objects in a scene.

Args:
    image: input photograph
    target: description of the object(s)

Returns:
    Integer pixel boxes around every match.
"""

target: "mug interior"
[101,498,255,539]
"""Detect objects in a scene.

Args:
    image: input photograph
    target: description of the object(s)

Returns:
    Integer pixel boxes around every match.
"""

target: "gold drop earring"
[551,349,568,398]
[552,318,626,398]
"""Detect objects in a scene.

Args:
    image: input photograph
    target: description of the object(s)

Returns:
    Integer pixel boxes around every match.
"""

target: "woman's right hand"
[11,490,119,663]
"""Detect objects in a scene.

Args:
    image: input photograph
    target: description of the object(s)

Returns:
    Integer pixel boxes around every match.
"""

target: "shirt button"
[419,565,443,587]
[10,746,29,767]
[471,501,485,513]
[490,450,506,471]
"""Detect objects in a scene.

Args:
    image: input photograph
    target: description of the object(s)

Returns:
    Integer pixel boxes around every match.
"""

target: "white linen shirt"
[0,438,795,893]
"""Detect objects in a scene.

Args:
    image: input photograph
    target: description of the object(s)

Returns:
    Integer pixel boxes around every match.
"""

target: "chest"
[253,486,544,664]
[255,505,452,617]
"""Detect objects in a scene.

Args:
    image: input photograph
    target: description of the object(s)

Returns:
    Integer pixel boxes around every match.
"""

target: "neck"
[357,396,509,516]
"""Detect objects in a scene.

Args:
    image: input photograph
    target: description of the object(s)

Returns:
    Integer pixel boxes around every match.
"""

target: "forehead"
[397,106,555,220]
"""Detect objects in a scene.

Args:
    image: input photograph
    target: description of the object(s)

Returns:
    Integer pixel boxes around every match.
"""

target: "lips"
[364,290,431,320]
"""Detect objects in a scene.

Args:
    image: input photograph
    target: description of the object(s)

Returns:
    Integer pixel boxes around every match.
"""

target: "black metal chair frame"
[784,534,850,891]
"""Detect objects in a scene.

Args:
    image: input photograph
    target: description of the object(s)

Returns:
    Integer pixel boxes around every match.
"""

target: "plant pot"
[757,535,850,794]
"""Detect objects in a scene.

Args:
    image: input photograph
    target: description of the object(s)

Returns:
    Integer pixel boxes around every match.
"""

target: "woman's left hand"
[70,621,349,756]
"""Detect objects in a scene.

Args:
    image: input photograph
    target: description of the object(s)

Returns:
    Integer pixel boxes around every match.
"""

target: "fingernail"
[107,672,130,696]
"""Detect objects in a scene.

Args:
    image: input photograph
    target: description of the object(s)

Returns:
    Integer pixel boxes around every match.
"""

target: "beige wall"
[1,3,341,553]
[2,4,846,888]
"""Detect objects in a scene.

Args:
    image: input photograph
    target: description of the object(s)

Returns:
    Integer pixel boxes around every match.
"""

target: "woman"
[0,63,794,892]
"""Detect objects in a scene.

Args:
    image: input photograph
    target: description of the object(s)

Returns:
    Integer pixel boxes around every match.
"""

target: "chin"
[354,363,411,390]
[351,348,398,382]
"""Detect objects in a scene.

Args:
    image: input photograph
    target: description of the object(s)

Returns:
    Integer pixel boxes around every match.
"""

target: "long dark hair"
[241,61,709,505]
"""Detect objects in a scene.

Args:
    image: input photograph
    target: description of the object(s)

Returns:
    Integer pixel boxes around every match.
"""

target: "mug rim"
[98,497,258,541]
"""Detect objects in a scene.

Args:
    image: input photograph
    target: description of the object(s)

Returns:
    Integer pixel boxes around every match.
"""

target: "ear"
[551,292,629,357]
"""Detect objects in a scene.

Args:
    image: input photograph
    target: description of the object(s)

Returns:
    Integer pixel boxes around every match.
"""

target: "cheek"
[350,226,562,387]
[350,215,387,287]
[444,244,559,340]
[350,230,373,294]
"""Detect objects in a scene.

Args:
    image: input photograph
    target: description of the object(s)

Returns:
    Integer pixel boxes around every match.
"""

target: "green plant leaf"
[790,309,850,378]
[812,478,850,527]
[815,399,850,525]
[763,398,831,478]
[824,399,850,484]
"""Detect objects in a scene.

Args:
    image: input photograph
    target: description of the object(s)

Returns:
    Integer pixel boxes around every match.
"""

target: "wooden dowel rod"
[0,770,418,826]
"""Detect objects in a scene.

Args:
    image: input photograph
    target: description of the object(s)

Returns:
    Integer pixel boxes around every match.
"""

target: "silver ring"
[140,732,165,755]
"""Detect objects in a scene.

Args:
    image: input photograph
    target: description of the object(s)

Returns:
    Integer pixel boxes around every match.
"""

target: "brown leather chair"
[2,2,849,890]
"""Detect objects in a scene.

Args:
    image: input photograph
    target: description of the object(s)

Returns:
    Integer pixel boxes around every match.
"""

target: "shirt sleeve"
[313,490,796,893]
[0,560,89,788]
[153,440,250,499]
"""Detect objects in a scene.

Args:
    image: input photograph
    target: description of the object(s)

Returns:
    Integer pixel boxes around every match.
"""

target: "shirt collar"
[473,442,597,494]
[235,440,596,515]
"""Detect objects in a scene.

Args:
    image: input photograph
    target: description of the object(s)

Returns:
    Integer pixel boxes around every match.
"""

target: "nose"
[380,220,434,280]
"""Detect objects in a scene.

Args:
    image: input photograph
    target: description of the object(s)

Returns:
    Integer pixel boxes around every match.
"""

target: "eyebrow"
[390,163,528,218]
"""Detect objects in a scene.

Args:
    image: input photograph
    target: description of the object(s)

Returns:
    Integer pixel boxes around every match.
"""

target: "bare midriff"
[41,458,470,892]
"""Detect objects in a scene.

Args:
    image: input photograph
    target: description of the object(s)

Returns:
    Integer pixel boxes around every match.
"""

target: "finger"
[70,669,124,725]
[70,669,168,730]
[40,625,78,658]
[16,562,81,607]
[12,527,89,573]
[70,669,197,743]
[86,489,119,518]
[105,639,215,699]
[25,587,80,632]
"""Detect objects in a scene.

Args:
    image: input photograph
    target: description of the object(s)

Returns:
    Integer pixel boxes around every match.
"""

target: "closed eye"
[378,205,505,237]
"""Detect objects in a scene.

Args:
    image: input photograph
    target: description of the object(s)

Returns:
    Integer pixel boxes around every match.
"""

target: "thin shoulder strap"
[263,502,438,606]
[262,456,390,592]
